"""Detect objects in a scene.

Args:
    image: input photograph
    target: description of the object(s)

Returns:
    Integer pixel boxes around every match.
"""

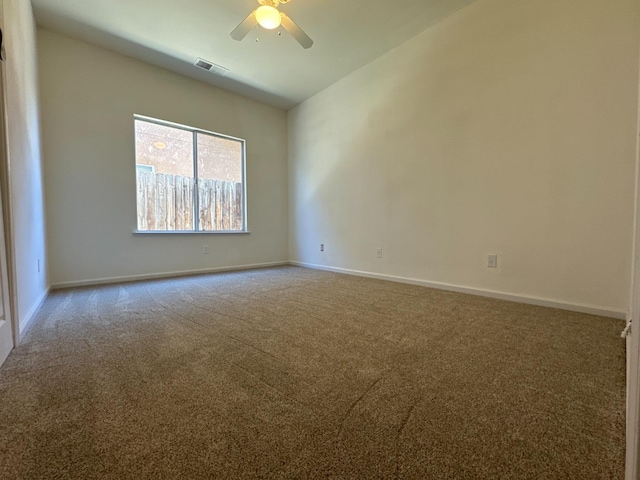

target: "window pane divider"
[193,130,200,232]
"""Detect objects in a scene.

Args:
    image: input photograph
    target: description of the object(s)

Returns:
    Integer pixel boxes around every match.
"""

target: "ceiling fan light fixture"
[255,5,281,30]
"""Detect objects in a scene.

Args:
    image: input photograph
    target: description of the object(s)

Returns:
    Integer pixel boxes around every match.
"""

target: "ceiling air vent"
[194,58,229,77]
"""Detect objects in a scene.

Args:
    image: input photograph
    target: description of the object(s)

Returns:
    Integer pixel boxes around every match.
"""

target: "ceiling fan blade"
[280,13,313,49]
[230,11,258,41]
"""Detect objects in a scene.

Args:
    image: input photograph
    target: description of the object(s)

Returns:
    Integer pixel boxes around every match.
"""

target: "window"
[134,116,246,233]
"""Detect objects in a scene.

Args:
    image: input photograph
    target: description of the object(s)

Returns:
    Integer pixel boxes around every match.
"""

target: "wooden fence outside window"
[136,171,243,231]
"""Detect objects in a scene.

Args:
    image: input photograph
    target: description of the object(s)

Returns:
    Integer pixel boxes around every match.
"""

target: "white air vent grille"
[194,58,229,77]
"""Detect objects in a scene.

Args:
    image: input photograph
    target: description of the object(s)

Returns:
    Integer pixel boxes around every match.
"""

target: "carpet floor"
[0,266,626,479]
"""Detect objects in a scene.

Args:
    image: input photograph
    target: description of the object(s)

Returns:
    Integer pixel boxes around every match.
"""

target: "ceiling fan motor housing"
[258,0,281,7]
[257,0,293,6]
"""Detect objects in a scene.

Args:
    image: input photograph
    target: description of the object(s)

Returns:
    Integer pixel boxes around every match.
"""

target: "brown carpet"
[0,266,626,479]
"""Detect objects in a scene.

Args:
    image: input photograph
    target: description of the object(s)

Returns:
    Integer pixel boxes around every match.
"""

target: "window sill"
[133,230,250,235]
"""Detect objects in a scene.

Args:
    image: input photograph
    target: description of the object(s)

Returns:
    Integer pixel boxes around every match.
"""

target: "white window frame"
[133,115,248,234]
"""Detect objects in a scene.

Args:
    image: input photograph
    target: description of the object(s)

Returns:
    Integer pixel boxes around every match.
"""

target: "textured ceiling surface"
[32,0,477,109]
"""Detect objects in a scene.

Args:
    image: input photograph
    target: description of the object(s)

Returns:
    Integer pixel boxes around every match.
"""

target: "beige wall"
[4,0,48,333]
[39,29,289,286]
[288,0,640,314]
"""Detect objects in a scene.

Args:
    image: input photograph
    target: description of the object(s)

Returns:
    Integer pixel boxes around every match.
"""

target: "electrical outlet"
[376,248,383,258]
[320,244,325,252]
[488,254,498,268]
[204,245,209,254]
[37,259,40,273]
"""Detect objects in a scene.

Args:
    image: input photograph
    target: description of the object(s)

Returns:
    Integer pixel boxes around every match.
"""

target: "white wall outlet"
[376,248,383,258]
[488,254,498,268]
[320,244,325,252]
[204,245,209,254]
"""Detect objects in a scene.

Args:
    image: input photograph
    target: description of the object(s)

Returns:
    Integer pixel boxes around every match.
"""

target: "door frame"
[627,275,640,477]
[0,4,18,351]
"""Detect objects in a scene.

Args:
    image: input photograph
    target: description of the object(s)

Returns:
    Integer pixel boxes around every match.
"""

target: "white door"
[0,23,13,368]
[625,45,640,480]
[627,199,640,479]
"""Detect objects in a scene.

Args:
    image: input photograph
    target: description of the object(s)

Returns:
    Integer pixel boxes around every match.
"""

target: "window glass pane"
[135,120,195,231]
[197,132,244,231]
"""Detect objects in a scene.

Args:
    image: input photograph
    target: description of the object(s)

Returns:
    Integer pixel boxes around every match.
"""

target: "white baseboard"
[19,287,50,341]
[50,261,290,290]
[49,260,627,320]
[290,261,627,320]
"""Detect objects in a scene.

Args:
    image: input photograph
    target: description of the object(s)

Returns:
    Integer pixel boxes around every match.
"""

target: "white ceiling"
[32,0,477,109]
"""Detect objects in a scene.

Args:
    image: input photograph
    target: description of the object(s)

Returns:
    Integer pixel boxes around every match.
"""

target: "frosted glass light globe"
[256,6,282,30]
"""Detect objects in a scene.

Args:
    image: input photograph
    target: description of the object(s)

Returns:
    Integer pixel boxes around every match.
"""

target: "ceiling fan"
[230,0,313,49]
